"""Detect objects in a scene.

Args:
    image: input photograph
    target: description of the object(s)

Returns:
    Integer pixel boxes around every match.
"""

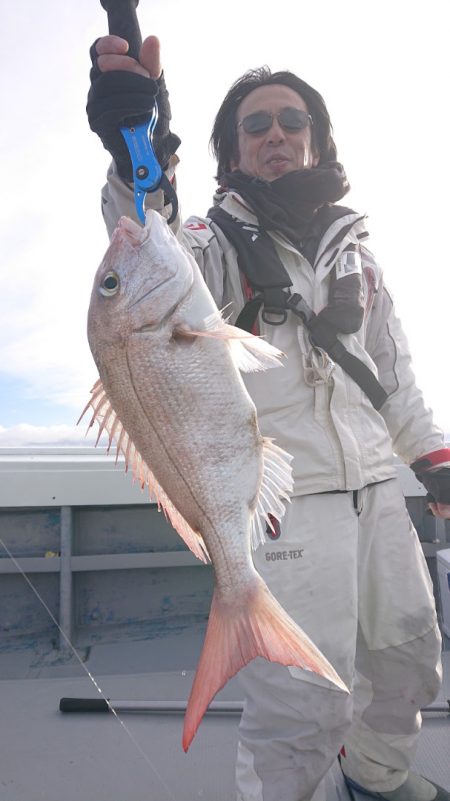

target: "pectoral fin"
[174,312,285,372]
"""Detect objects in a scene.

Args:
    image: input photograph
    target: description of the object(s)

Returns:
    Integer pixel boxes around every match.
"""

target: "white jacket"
[101,162,444,495]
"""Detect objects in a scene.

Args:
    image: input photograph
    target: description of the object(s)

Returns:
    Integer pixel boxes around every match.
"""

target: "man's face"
[232,84,319,182]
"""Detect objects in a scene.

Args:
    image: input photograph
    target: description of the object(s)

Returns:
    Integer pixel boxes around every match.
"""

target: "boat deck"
[1,448,449,800]
[0,635,449,801]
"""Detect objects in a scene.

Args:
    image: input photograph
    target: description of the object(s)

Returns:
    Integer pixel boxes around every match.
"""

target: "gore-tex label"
[265,549,304,562]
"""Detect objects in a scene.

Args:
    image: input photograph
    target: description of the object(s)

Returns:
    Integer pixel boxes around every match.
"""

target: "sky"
[1,0,449,447]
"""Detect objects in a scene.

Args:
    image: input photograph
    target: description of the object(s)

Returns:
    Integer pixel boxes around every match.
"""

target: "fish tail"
[182,578,348,752]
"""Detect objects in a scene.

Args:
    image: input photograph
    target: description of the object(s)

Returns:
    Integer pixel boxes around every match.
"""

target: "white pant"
[236,479,442,801]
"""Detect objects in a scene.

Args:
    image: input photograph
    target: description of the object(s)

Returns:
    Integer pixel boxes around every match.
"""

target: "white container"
[436,548,450,638]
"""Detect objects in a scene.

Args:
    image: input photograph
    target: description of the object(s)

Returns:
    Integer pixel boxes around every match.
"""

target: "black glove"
[410,461,450,504]
[87,42,181,181]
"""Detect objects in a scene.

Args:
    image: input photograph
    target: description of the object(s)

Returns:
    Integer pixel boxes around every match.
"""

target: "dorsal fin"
[79,381,211,564]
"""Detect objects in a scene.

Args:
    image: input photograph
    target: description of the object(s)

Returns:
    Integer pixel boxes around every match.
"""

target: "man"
[87,35,450,801]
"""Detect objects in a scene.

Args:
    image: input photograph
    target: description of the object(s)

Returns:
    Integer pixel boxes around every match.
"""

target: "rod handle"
[100,0,142,61]
[59,697,110,713]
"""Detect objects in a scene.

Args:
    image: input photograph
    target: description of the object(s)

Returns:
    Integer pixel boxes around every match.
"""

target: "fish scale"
[126,335,261,523]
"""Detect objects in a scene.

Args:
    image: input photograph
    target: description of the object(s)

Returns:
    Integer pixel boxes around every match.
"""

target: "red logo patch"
[185,222,207,231]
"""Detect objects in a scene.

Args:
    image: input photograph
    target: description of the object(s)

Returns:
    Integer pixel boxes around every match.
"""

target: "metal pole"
[59,506,73,652]
[60,697,450,716]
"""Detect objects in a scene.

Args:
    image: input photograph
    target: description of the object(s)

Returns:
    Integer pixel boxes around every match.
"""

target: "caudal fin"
[182,578,348,751]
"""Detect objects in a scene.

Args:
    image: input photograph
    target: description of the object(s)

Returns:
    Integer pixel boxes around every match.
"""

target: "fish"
[81,209,348,751]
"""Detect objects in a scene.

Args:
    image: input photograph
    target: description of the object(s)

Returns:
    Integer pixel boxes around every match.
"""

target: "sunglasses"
[237,107,312,135]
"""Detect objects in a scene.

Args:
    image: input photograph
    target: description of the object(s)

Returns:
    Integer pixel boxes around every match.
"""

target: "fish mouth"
[129,275,174,308]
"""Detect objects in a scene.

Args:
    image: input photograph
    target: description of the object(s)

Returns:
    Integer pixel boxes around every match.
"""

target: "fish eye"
[100,272,120,296]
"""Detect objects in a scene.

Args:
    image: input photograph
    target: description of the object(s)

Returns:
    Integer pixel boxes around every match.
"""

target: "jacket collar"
[215,190,369,277]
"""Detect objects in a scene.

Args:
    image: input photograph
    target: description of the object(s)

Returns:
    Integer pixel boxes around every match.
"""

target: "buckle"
[261,308,288,325]
[285,293,315,325]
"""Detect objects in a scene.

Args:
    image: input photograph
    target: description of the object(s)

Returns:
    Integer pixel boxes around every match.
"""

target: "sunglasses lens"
[240,108,310,135]
[278,108,310,130]
[241,111,273,134]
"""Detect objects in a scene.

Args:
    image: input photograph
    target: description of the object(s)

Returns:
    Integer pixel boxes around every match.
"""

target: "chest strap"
[286,293,388,410]
[208,206,388,411]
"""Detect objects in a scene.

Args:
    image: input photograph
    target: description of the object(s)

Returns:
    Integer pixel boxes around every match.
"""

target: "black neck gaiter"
[219,162,350,247]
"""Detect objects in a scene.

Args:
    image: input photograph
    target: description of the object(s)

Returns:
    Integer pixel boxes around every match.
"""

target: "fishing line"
[0,536,178,801]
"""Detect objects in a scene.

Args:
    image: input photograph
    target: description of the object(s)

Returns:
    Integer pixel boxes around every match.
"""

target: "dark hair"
[210,66,337,179]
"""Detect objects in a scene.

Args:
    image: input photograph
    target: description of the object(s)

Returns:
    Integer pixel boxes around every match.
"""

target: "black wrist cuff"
[412,467,450,504]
